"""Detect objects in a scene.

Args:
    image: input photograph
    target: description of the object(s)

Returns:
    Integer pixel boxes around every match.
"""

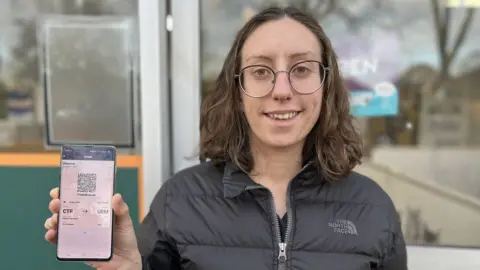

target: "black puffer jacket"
[137,162,407,270]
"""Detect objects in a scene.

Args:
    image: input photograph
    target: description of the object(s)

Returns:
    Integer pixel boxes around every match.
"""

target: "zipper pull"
[278,242,287,261]
[278,242,287,270]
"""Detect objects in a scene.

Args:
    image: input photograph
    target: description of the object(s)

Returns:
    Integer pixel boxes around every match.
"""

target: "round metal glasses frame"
[234,60,330,98]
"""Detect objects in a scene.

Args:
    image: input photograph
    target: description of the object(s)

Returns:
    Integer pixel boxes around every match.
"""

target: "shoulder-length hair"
[199,6,363,181]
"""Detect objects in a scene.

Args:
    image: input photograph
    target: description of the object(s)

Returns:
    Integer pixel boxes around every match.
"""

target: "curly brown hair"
[199,6,363,181]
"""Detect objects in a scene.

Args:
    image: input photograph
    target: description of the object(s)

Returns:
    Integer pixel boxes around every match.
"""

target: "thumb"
[112,193,133,228]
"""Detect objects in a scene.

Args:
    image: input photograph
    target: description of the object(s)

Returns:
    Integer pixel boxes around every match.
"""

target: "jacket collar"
[222,162,259,198]
[222,161,322,199]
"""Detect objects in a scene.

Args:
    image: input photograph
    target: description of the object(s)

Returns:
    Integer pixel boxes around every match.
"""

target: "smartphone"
[57,145,116,261]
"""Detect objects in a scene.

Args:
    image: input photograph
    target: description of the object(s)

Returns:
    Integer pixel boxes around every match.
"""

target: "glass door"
[170,0,480,269]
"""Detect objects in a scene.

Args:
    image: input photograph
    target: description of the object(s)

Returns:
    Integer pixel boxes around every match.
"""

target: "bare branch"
[442,7,451,69]
[431,0,446,64]
[245,0,410,35]
[445,8,476,68]
[332,0,399,32]
[334,7,357,27]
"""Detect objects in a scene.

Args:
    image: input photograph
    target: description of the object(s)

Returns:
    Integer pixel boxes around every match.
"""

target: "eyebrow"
[245,51,316,63]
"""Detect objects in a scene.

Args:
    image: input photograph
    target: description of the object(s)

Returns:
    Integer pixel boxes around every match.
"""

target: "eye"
[252,68,272,78]
[291,62,316,78]
[292,66,310,74]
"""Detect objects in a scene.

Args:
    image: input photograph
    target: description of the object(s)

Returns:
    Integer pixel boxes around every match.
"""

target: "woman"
[44,6,407,270]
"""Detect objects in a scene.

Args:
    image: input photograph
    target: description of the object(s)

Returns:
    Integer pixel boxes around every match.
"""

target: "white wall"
[354,162,480,246]
[407,246,480,270]
[370,147,480,198]
[355,162,480,269]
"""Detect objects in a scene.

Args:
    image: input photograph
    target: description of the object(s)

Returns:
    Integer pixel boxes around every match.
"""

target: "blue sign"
[349,82,399,117]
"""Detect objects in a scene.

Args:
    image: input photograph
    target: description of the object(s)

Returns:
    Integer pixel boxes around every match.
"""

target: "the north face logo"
[328,219,358,235]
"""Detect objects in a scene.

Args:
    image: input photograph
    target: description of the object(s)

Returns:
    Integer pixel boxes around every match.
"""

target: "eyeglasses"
[235,60,329,98]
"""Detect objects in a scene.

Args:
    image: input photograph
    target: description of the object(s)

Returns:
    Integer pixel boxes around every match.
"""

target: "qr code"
[77,173,97,194]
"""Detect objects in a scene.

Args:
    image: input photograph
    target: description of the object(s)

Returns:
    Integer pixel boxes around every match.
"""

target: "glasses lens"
[240,66,274,97]
[289,61,325,94]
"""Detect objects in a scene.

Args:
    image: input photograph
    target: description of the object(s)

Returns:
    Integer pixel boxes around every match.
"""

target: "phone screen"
[57,145,116,261]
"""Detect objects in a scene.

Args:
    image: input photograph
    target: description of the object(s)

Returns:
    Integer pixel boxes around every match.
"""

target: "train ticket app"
[57,148,115,260]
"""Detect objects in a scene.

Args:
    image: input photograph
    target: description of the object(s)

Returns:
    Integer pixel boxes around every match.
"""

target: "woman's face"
[240,18,324,149]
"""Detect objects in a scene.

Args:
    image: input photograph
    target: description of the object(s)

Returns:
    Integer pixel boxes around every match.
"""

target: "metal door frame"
[170,0,201,173]
[138,0,171,215]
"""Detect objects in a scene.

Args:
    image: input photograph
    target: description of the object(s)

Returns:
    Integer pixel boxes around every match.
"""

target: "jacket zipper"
[246,163,311,270]
[245,184,292,270]
[271,182,292,270]
[273,163,311,270]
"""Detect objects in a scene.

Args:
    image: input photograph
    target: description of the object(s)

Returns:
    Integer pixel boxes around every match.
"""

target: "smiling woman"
[200,11,362,179]
[237,17,326,152]
[162,6,406,270]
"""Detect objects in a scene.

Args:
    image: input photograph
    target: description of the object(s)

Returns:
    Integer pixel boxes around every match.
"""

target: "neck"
[249,138,304,186]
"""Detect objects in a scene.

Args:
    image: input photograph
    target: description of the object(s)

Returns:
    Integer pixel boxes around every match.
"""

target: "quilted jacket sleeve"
[137,181,181,270]
[381,207,408,269]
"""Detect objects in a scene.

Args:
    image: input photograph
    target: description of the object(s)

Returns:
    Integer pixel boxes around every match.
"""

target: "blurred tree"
[430,0,476,92]
[458,50,480,74]
[243,0,395,31]
[383,2,476,146]
[408,1,477,147]
[376,65,427,146]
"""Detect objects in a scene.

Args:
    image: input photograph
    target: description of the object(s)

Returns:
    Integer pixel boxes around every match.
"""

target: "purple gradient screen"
[57,158,115,260]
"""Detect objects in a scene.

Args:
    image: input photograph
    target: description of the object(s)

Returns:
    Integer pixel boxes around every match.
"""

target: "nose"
[271,71,293,100]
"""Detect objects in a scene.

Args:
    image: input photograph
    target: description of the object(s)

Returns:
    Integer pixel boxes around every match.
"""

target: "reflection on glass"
[40,16,135,146]
[201,0,480,248]
[0,0,138,152]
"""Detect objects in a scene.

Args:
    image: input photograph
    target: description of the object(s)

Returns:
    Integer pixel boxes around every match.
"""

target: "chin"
[262,135,303,149]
